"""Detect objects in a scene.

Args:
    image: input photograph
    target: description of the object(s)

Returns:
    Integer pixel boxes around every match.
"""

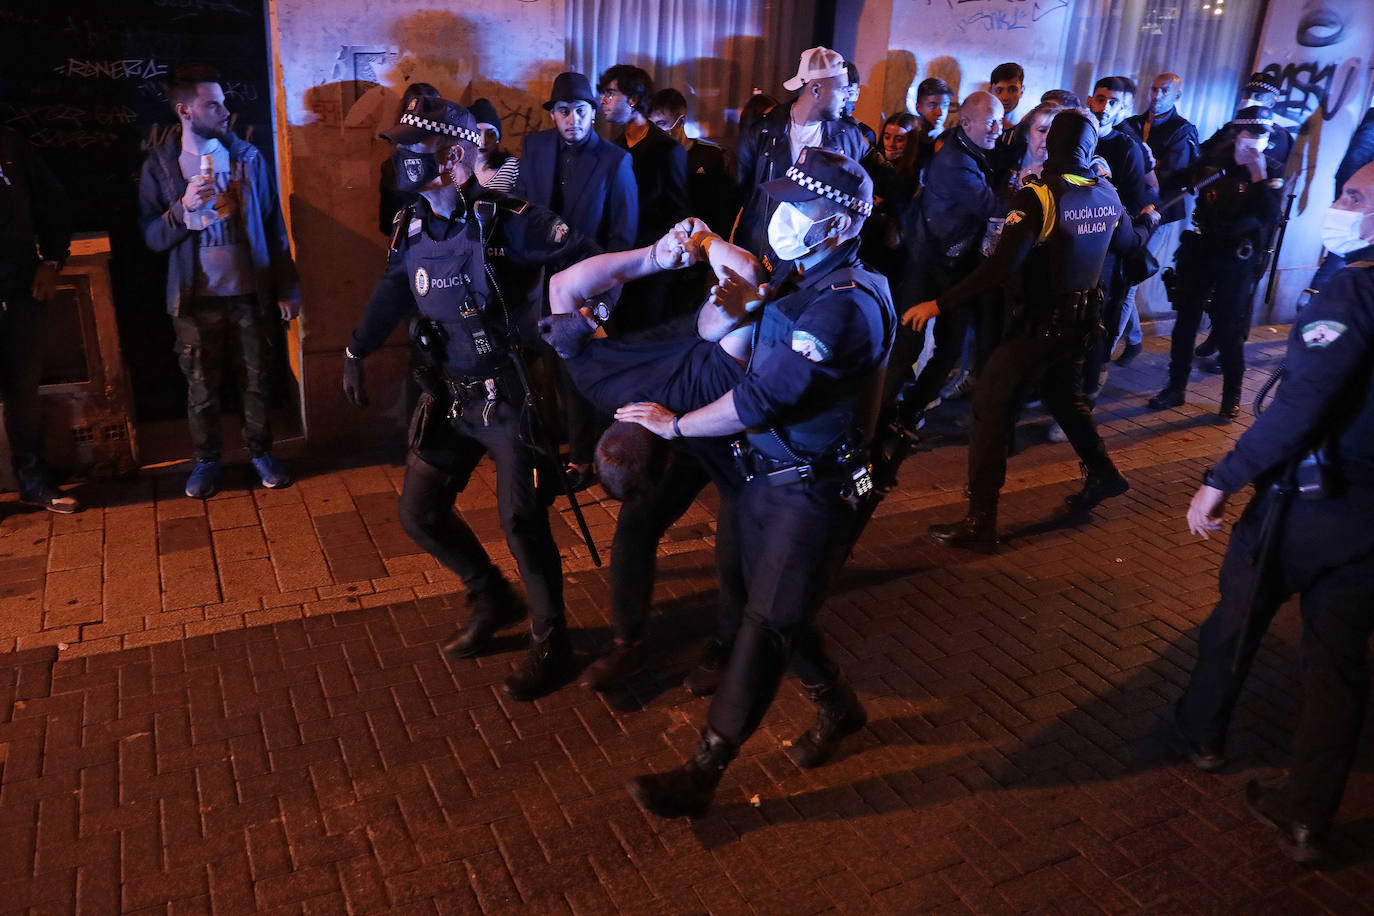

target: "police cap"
[761,146,873,217]
[1229,105,1275,134]
[380,96,482,146]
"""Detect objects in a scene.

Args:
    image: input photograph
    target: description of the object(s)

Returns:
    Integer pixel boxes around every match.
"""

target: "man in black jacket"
[885,90,1006,432]
[733,46,866,258]
[598,64,690,332]
[0,126,79,514]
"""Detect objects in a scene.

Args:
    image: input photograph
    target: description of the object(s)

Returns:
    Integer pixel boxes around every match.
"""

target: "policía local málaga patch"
[550,219,570,244]
[791,330,832,362]
[1301,319,1346,347]
[414,266,430,296]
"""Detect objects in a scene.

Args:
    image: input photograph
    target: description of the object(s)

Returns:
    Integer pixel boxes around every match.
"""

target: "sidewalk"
[2,330,1371,913]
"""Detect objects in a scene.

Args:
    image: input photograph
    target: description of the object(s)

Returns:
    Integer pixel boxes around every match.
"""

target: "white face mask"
[767,201,830,260]
[1321,206,1370,256]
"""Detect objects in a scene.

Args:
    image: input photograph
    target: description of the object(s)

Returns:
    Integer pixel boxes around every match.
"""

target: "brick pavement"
[1,330,1372,913]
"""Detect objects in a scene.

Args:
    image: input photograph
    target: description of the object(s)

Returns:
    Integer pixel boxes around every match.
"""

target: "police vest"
[744,259,895,460]
[1018,174,1124,300]
[399,205,511,377]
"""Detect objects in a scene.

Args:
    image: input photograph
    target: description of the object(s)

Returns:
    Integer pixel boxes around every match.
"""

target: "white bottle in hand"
[185,153,217,230]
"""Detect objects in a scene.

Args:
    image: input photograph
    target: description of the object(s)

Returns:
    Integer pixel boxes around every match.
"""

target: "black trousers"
[969,334,1113,502]
[1176,486,1374,830]
[398,393,564,637]
[0,294,47,482]
[1166,246,1257,400]
[608,445,746,645]
[171,295,272,460]
[707,477,856,745]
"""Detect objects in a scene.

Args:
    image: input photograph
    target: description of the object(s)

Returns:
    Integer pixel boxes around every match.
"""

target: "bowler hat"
[543,72,597,111]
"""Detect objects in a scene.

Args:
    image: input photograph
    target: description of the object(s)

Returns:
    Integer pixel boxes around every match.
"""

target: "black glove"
[538,313,596,359]
[343,353,368,407]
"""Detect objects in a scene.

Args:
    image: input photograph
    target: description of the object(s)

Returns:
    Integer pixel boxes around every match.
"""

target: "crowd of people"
[4,48,1374,865]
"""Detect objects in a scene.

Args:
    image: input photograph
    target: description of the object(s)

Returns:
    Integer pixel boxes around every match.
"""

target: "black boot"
[441,580,525,659]
[1147,387,1185,410]
[929,496,998,553]
[502,627,576,701]
[1066,463,1129,511]
[787,680,867,769]
[682,638,732,697]
[1219,388,1242,421]
[628,728,737,819]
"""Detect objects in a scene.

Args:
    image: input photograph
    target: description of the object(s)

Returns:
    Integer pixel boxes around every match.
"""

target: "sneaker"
[1115,341,1143,366]
[251,454,292,489]
[1147,388,1185,410]
[939,369,975,401]
[185,460,224,499]
[18,483,81,515]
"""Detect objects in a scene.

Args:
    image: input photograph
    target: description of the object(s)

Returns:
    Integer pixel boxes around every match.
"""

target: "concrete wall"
[267,0,569,447]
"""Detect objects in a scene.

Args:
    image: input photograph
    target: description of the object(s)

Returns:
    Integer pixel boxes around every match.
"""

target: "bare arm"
[614,389,745,439]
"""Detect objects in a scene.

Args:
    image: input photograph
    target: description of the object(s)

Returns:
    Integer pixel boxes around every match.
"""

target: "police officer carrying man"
[614,148,895,818]
[1149,107,1284,419]
[905,110,1154,552]
[1172,161,1374,865]
[342,96,598,701]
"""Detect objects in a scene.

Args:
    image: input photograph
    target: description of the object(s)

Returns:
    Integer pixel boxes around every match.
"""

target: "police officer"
[1172,162,1374,865]
[342,97,597,701]
[905,110,1153,551]
[615,148,895,818]
[1149,107,1284,419]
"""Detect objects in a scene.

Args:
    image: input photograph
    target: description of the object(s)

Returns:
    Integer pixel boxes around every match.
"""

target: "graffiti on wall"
[1260,58,1362,124]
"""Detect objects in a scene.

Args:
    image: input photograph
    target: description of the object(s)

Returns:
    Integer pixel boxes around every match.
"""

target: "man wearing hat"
[615,147,895,819]
[514,71,639,490]
[1149,105,1285,418]
[733,47,867,260]
[341,95,599,701]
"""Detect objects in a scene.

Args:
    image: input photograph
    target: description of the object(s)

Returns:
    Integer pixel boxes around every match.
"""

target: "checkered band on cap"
[1231,116,1273,129]
[783,165,873,216]
[398,112,482,145]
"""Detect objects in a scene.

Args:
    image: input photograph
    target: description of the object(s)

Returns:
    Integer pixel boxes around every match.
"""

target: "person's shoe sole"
[1244,781,1326,865]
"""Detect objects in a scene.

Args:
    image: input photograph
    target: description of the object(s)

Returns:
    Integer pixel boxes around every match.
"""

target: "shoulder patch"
[1301,320,1347,348]
[791,329,832,363]
[549,219,570,244]
[1005,210,1024,227]
[497,197,530,214]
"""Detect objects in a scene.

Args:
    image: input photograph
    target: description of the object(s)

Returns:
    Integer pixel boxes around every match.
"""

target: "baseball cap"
[380,96,482,145]
[782,47,846,92]
[760,146,873,216]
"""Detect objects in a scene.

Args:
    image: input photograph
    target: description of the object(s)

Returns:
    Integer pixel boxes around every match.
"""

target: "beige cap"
[782,46,846,91]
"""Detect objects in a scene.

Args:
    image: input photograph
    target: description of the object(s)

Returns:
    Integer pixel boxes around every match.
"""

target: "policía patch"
[1301,319,1347,347]
[791,329,832,363]
[1005,210,1024,227]
[550,219,570,244]
[414,266,430,297]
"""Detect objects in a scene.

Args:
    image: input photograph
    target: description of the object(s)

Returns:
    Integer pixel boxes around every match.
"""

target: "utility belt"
[413,361,517,426]
[730,438,875,505]
[1019,288,1104,339]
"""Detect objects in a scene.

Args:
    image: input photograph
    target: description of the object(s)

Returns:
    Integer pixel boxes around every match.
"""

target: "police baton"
[507,353,603,567]
[1262,189,1297,314]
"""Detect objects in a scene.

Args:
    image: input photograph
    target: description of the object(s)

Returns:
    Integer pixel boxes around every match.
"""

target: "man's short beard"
[190,121,227,142]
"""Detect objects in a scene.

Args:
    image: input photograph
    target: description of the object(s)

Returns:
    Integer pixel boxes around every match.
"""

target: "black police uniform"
[927,113,1151,549]
[1175,251,1374,851]
[348,179,595,655]
[1156,140,1284,413]
[705,241,893,748]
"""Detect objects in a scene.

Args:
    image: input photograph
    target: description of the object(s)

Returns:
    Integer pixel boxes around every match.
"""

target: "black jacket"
[514,128,637,252]
[1124,108,1199,224]
[615,122,689,247]
[0,127,70,297]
